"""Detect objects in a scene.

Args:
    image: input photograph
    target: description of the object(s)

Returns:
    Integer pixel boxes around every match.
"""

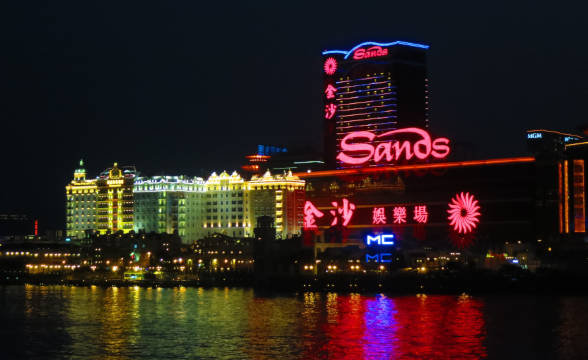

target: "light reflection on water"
[0,286,587,359]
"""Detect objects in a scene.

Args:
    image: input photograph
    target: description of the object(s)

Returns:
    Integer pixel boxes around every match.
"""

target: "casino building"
[288,40,588,271]
[322,41,430,168]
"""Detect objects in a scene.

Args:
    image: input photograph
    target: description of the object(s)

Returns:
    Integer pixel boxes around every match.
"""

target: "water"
[0,286,587,359]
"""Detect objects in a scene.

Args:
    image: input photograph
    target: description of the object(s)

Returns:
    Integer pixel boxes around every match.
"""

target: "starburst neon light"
[324,57,337,75]
[447,192,481,234]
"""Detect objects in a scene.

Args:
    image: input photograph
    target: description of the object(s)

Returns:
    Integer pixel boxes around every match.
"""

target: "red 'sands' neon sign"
[353,46,389,60]
[337,127,450,165]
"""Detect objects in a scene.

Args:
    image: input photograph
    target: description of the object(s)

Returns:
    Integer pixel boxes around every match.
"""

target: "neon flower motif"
[325,84,337,99]
[324,57,337,75]
[393,206,407,224]
[303,201,324,230]
[372,207,387,225]
[413,205,428,224]
[324,103,337,119]
[447,192,481,234]
[330,198,356,226]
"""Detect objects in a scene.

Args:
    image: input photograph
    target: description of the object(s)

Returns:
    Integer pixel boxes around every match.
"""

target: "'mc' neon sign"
[366,234,395,246]
[365,234,395,263]
[337,127,450,166]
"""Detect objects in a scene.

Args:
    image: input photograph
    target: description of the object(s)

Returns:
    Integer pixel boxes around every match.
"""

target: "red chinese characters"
[330,198,356,226]
[372,207,386,225]
[303,201,324,230]
[336,128,450,165]
[413,205,429,224]
[325,84,337,99]
[324,103,337,119]
[393,206,407,224]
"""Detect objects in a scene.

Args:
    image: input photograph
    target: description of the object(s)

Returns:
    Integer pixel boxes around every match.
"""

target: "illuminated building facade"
[322,41,430,167]
[203,171,250,238]
[66,160,97,239]
[95,163,135,235]
[133,176,205,244]
[248,170,305,239]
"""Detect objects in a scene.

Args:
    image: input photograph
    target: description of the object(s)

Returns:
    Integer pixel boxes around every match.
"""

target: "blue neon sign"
[366,234,395,246]
[323,41,429,59]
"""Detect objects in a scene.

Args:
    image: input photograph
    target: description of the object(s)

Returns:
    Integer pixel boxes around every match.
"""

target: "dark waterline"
[0,286,587,359]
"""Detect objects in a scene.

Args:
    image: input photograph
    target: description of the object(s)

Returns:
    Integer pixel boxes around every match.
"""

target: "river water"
[0,285,587,359]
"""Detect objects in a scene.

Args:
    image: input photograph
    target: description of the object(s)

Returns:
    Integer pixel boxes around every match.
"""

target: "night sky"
[2,1,588,231]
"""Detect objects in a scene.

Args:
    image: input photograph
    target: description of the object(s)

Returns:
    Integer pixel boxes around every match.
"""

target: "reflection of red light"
[308,294,487,359]
[324,57,337,75]
[448,192,481,234]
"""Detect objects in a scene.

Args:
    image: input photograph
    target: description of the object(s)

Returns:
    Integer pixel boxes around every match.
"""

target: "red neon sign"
[413,205,429,224]
[372,207,386,225]
[336,128,450,165]
[330,198,356,226]
[324,103,337,119]
[324,57,337,75]
[447,192,481,234]
[304,201,324,230]
[325,84,337,99]
[353,46,389,60]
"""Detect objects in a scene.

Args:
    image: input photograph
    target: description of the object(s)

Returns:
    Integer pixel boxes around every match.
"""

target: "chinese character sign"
[393,206,407,224]
[330,198,356,226]
[325,84,337,99]
[303,201,324,230]
[413,205,429,224]
[372,207,387,225]
[324,103,337,119]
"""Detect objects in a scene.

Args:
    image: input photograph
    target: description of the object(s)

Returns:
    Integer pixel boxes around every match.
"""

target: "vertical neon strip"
[558,162,563,233]
[564,160,569,233]
[573,159,585,233]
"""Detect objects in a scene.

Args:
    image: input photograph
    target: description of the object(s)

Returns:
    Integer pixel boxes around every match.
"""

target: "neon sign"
[330,198,356,226]
[325,84,337,99]
[324,103,337,119]
[353,45,388,60]
[527,133,542,139]
[337,127,450,165]
[303,201,324,230]
[366,234,395,245]
[324,57,337,75]
[447,192,481,234]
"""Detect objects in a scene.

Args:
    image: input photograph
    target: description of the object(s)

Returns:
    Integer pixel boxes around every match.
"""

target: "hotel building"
[322,41,430,167]
[65,160,97,239]
[133,176,206,242]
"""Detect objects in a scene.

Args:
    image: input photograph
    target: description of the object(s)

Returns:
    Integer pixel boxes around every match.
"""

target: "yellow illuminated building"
[96,163,135,235]
[203,171,250,237]
[66,160,97,239]
[248,170,305,239]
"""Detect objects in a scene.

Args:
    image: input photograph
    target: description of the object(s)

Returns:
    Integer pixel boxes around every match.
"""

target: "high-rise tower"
[322,41,430,168]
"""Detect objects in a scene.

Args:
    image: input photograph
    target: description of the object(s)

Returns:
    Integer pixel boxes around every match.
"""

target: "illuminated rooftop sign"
[527,133,542,139]
[337,127,450,166]
[322,41,429,59]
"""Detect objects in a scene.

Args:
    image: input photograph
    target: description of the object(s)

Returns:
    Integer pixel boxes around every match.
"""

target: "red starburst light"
[447,192,481,234]
[324,57,337,75]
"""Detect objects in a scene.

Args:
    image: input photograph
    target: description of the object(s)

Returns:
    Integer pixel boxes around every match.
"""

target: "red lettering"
[336,131,376,165]
[392,141,414,160]
[432,138,451,158]
[337,128,451,165]
[374,142,393,162]
[353,46,389,60]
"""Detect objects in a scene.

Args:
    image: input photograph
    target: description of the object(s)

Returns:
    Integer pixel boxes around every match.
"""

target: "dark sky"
[2,1,588,231]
